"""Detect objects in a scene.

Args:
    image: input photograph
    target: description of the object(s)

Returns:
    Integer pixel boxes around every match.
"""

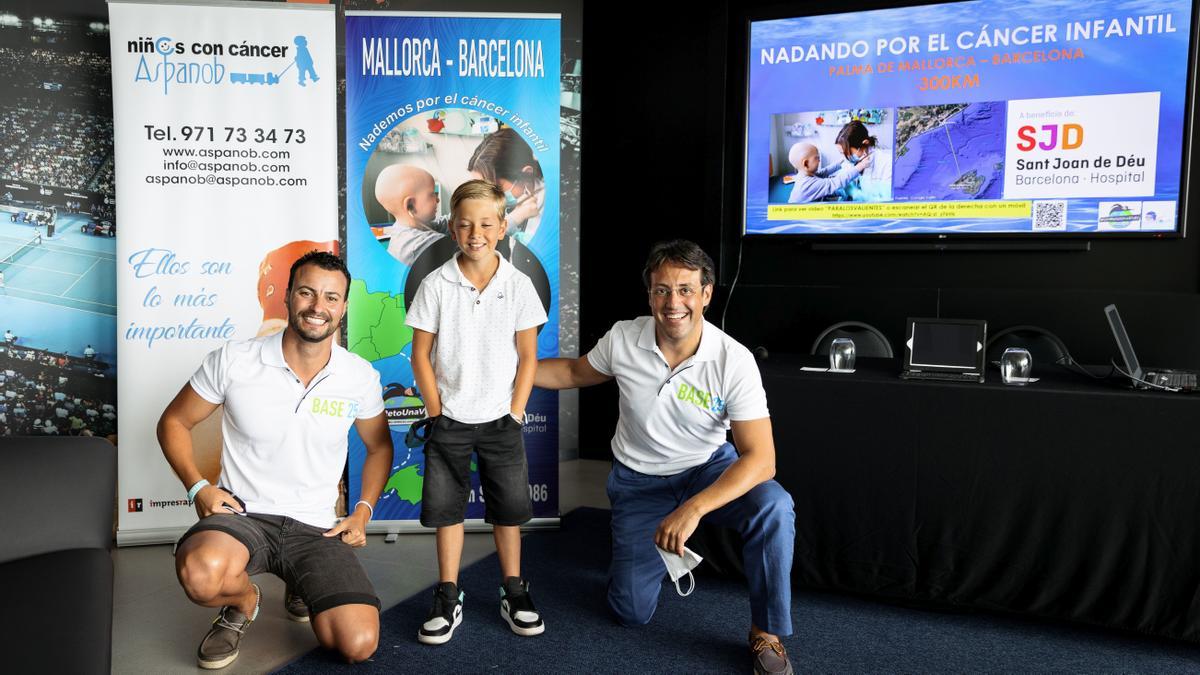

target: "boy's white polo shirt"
[189,331,385,528]
[587,317,770,476]
[405,251,547,424]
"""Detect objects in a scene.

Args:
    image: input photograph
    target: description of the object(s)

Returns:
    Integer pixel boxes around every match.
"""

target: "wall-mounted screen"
[744,0,1197,236]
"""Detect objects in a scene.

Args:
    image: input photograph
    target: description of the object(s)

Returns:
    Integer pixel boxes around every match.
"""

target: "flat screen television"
[743,0,1198,237]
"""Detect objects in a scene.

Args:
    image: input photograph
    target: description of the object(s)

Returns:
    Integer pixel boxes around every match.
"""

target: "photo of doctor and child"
[768,109,894,204]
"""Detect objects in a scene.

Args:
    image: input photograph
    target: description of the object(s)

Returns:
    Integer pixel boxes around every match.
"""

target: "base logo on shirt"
[310,396,360,419]
[676,382,726,414]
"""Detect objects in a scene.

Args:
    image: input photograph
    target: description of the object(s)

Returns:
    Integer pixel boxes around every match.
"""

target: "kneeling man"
[158,251,394,668]
[534,240,796,674]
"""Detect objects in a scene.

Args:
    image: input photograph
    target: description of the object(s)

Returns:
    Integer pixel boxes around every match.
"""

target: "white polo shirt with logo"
[587,316,770,476]
[405,251,547,424]
[189,331,385,528]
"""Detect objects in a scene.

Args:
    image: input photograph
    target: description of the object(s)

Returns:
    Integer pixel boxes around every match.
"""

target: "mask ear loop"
[673,570,695,597]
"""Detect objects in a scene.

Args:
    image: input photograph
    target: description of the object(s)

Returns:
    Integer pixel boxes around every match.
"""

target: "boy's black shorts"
[420,414,532,527]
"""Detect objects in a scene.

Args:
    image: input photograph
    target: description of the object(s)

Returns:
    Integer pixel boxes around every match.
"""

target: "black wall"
[578,1,1200,459]
[577,4,731,456]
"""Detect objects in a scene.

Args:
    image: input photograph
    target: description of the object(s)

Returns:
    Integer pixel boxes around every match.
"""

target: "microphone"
[753,346,769,360]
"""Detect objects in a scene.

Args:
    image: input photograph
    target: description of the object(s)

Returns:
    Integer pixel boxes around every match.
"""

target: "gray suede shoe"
[750,632,794,675]
[197,584,260,669]
[285,587,310,623]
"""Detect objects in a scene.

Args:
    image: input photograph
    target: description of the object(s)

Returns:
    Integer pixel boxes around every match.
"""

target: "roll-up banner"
[345,11,561,531]
[110,0,337,544]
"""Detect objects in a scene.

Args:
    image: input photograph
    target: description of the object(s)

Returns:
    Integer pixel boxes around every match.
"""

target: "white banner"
[110,0,337,544]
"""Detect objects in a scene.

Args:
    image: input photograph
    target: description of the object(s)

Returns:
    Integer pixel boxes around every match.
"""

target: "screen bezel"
[738,0,1200,241]
[904,317,987,373]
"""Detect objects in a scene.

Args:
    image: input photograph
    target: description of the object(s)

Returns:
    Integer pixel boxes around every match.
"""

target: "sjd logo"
[1016,124,1083,151]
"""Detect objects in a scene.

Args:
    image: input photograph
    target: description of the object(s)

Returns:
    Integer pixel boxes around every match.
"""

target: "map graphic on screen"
[744,0,1196,236]
[894,101,1006,201]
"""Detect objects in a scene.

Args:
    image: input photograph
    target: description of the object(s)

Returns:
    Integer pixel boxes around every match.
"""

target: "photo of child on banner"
[360,115,553,429]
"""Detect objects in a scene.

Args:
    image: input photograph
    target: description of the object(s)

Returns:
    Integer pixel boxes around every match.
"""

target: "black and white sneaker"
[500,577,545,636]
[418,581,463,645]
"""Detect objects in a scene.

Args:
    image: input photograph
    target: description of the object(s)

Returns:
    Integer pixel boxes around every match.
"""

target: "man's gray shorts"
[177,513,380,615]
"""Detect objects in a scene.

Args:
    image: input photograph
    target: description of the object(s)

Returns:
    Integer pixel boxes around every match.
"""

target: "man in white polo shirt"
[534,240,795,675]
[158,251,394,669]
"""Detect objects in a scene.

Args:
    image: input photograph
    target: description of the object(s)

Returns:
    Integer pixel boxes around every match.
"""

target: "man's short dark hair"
[642,239,716,289]
[287,250,351,296]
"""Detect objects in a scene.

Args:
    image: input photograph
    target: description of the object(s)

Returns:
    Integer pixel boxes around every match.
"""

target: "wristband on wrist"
[354,500,374,519]
[186,479,210,504]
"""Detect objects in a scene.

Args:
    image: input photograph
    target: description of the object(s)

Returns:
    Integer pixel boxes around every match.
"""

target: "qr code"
[1033,200,1067,231]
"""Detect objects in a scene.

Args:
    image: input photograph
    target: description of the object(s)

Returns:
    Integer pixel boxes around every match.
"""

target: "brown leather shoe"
[197,583,260,669]
[750,632,794,675]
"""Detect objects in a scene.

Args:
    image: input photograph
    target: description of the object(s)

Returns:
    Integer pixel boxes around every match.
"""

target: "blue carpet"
[277,508,1200,674]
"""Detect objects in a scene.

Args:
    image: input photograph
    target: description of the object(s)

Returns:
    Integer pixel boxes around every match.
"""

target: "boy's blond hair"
[450,179,507,223]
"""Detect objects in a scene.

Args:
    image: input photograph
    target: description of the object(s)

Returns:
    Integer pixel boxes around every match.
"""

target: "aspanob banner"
[110,0,337,544]
[345,12,561,530]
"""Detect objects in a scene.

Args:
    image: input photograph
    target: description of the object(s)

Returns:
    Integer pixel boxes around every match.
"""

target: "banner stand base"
[118,526,190,547]
[118,518,562,546]
[370,517,561,541]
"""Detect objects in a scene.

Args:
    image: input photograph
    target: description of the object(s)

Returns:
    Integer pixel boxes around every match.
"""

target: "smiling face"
[647,263,712,346]
[285,263,348,344]
[451,196,507,263]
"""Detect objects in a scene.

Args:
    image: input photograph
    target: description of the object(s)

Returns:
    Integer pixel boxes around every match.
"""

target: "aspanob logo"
[127,34,322,94]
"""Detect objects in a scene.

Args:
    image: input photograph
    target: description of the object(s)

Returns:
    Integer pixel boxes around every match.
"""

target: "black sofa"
[0,436,115,673]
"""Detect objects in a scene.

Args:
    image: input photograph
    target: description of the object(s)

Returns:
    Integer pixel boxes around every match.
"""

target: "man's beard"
[290,312,338,343]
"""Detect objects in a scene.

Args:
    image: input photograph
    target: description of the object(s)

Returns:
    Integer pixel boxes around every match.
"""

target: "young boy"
[786,141,872,204]
[406,179,548,644]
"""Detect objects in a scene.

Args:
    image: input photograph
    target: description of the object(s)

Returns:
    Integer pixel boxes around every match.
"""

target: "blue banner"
[345,12,561,522]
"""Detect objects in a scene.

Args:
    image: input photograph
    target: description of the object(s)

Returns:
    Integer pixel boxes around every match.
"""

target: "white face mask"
[656,546,704,596]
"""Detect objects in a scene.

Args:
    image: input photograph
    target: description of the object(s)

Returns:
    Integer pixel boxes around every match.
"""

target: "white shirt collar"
[260,329,339,374]
[636,318,719,363]
[438,249,514,287]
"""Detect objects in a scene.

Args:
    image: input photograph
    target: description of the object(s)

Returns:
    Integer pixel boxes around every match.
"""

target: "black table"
[760,355,1200,642]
